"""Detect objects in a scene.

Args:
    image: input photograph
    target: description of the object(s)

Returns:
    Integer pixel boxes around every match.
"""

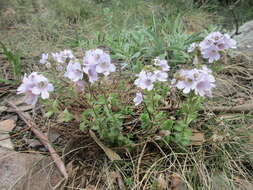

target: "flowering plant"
[17,32,236,146]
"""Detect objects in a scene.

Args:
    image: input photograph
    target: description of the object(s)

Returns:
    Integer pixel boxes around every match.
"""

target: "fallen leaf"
[0,118,16,149]
[0,106,7,113]
[157,174,167,189]
[82,185,97,190]
[47,128,60,143]
[189,129,205,146]
[170,173,187,190]
[25,138,43,148]
[7,105,34,112]
[89,130,122,161]
[105,171,126,190]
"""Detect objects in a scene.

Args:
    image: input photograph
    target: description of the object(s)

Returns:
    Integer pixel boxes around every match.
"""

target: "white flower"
[154,57,170,71]
[83,49,116,81]
[64,61,83,82]
[199,32,236,62]
[74,80,85,92]
[39,53,49,65]
[83,64,98,83]
[52,52,64,63]
[134,70,156,91]
[154,70,168,82]
[30,74,54,99]
[96,61,116,76]
[17,72,54,104]
[52,50,75,64]
[201,45,221,63]
[133,92,143,106]
[173,69,198,94]
[173,66,215,97]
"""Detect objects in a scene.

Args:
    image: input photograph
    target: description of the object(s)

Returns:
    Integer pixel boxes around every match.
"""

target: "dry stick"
[207,103,253,113]
[160,103,253,113]
[6,101,68,179]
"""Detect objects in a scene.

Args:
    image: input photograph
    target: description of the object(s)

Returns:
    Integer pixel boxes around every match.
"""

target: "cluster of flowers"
[188,32,236,63]
[63,49,116,91]
[18,32,232,106]
[172,66,215,97]
[133,58,170,105]
[133,63,215,106]
[18,49,116,104]
[17,72,54,105]
[40,50,75,70]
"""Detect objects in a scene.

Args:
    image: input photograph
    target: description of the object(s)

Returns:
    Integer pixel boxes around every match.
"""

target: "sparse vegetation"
[0,0,253,189]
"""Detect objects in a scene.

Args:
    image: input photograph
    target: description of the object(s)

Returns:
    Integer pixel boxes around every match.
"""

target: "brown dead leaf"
[0,118,16,149]
[0,106,7,113]
[82,185,97,190]
[89,130,121,161]
[170,173,187,190]
[7,105,34,112]
[157,174,167,189]
[189,129,205,146]
[105,171,126,190]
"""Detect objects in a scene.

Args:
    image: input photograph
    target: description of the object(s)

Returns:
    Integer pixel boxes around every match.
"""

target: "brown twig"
[6,101,68,179]
[0,125,31,141]
[207,103,253,113]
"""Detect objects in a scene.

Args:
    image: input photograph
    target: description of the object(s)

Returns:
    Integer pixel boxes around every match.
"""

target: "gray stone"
[0,147,63,190]
[234,20,253,58]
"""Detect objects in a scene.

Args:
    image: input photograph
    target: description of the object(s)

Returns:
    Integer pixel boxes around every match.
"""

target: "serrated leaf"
[57,108,73,122]
[162,120,173,130]
[79,122,87,131]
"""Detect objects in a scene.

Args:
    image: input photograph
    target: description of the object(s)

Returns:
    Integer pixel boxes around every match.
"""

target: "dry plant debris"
[0,117,16,149]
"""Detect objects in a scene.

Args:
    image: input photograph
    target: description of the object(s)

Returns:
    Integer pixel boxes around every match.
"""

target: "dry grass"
[1,0,253,189]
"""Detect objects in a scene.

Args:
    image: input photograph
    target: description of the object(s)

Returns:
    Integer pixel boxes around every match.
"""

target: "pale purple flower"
[17,72,54,104]
[134,70,156,91]
[83,49,115,82]
[39,53,49,65]
[52,52,64,63]
[173,69,198,94]
[96,61,116,76]
[23,92,38,105]
[172,66,215,97]
[17,73,36,95]
[199,32,236,62]
[62,49,75,59]
[201,45,221,63]
[133,92,143,106]
[52,50,75,64]
[154,70,168,82]
[187,43,198,53]
[83,49,109,66]
[83,64,98,83]
[30,74,54,99]
[154,57,170,71]
[64,61,83,82]
[194,73,215,97]
[74,80,85,92]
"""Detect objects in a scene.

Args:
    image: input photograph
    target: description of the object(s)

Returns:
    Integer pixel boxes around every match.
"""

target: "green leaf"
[140,113,150,129]
[58,108,73,122]
[45,110,54,118]
[79,122,87,131]
[174,121,187,131]
[183,128,192,137]
[162,120,174,130]
[91,125,99,130]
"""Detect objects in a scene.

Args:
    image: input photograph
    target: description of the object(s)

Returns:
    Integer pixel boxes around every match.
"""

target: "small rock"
[234,20,253,58]
[0,147,63,190]
[0,118,16,149]
[0,106,7,113]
